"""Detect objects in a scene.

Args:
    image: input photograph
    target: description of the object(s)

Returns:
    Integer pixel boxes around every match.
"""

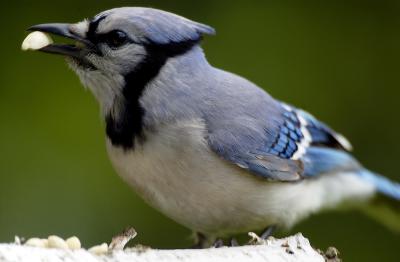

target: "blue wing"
[207,100,356,181]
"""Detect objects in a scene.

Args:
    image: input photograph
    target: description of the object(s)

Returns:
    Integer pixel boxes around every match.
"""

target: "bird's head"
[27,7,215,113]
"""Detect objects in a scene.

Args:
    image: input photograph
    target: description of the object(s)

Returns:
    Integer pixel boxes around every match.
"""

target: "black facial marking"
[102,30,130,49]
[106,39,200,150]
[87,15,107,42]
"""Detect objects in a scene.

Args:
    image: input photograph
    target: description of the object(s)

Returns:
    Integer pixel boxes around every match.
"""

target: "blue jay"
[25,7,400,247]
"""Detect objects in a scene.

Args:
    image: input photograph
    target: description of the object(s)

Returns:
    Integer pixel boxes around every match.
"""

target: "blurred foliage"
[0,0,399,261]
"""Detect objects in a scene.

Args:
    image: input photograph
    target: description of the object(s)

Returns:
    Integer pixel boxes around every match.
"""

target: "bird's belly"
[106,120,374,236]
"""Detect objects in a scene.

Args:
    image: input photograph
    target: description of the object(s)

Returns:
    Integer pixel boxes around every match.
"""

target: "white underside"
[107,119,375,237]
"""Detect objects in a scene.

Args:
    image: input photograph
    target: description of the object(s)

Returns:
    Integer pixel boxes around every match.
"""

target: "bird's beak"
[27,23,97,59]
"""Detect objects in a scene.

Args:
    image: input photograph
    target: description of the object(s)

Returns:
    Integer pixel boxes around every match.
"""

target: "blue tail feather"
[358,170,400,201]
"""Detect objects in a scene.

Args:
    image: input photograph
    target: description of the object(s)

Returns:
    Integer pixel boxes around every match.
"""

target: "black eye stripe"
[87,15,107,41]
[87,29,134,49]
[100,31,126,41]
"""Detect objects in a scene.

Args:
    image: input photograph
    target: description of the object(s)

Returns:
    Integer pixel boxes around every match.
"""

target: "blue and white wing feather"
[207,99,355,181]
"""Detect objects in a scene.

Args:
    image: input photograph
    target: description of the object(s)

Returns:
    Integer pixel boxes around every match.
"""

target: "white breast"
[106,119,375,237]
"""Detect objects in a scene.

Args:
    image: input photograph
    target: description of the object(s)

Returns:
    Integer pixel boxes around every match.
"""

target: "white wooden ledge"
[0,234,334,262]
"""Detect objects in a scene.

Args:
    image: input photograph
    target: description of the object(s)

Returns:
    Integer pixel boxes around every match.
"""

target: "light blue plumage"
[27,7,400,246]
[92,7,215,45]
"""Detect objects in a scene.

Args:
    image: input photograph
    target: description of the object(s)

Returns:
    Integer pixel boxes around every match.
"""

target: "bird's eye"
[104,30,129,49]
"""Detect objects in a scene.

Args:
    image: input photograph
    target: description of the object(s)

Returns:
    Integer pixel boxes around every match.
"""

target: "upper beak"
[27,23,97,58]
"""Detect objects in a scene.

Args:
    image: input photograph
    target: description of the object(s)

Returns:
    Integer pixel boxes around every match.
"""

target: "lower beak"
[27,23,96,59]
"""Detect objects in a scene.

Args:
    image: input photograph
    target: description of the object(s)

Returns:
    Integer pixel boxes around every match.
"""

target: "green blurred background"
[1,0,399,260]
